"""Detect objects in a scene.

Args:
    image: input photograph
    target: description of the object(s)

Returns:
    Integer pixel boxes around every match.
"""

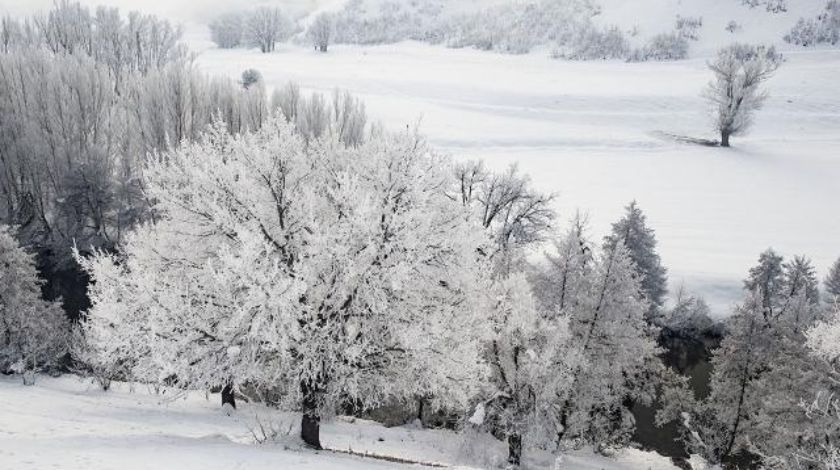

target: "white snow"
[189,40,840,316]
[3,0,839,318]
[0,375,678,469]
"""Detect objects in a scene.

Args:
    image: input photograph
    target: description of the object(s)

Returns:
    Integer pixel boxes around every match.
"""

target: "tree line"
[0,2,837,468]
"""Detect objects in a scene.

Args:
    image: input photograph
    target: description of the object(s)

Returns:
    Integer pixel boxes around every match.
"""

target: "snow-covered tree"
[209,12,243,49]
[245,7,293,53]
[802,302,840,469]
[0,226,67,383]
[454,160,555,276]
[308,13,335,53]
[533,218,661,449]
[662,287,718,338]
[704,43,782,147]
[825,257,840,301]
[270,83,368,148]
[79,117,490,449]
[476,273,575,466]
[603,201,667,321]
[682,251,832,466]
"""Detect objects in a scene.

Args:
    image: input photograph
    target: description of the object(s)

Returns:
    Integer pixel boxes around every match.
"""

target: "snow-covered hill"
[192,41,840,315]
[0,375,678,470]
[595,0,829,57]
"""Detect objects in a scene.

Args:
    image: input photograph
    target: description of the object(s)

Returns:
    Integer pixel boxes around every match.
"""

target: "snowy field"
[191,41,840,315]
[0,375,677,470]
[3,0,838,317]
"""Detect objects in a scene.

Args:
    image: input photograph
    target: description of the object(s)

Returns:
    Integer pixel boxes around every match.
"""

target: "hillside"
[0,375,678,470]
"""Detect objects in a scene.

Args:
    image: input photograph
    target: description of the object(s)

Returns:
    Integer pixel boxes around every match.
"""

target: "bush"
[740,0,787,13]
[726,20,743,33]
[555,25,629,60]
[785,1,840,46]
[676,15,703,41]
[240,69,262,89]
[629,32,689,61]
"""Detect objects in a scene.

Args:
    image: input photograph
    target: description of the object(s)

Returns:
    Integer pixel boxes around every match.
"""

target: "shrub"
[785,1,840,46]
[629,32,689,61]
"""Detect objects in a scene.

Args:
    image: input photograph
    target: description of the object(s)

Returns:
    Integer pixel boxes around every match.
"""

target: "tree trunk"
[720,130,730,147]
[508,433,522,466]
[417,398,425,425]
[300,382,322,449]
[221,382,236,409]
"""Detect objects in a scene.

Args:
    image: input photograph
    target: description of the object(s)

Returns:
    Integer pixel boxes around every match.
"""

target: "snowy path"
[193,43,840,315]
[0,375,677,469]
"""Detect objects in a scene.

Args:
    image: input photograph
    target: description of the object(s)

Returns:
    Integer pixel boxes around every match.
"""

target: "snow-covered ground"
[3,1,837,317]
[191,41,840,316]
[0,375,677,469]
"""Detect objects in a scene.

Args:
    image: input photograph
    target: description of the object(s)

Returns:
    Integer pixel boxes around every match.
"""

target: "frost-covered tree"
[662,287,718,338]
[245,7,293,53]
[704,43,782,147]
[604,201,667,321]
[681,251,832,466]
[479,271,582,465]
[209,12,243,49]
[308,13,335,52]
[454,160,555,275]
[270,83,368,148]
[474,274,574,466]
[533,218,662,449]
[79,117,489,449]
[825,257,840,301]
[240,69,262,89]
[0,226,67,383]
[453,160,560,465]
[802,303,840,469]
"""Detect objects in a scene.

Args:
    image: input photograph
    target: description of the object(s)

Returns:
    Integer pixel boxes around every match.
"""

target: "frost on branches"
[533,216,662,450]
[77,117,490,449]
[672,250,838,467]
[0,226,67,383]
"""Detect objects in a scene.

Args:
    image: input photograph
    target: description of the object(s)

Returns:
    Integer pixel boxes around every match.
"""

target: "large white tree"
[78,117,490,449]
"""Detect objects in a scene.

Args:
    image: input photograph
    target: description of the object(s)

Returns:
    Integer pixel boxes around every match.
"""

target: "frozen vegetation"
[0,0,839,469]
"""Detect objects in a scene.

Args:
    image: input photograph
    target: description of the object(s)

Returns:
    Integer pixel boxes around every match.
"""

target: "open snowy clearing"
[0,375,677,470]
[191,41,840,316]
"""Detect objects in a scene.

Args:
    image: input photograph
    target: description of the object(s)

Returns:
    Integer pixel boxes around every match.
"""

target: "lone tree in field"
[307,13,335,53]
[704,43,782,147]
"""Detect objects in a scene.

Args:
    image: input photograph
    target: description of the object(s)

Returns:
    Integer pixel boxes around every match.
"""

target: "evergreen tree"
[685,251,833,466]
[539,222,661,449]
[604,201,667,321]
[743,248,785,317]
[825,257,840,301]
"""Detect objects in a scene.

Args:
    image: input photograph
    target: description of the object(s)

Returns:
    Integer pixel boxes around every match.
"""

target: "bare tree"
[245,7,292,53]
[209,12,243,49]
[308,13,335,53]
[704,43,782,147]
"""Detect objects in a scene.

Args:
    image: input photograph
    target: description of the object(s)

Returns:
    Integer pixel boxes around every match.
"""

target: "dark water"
[631,331,720,461]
